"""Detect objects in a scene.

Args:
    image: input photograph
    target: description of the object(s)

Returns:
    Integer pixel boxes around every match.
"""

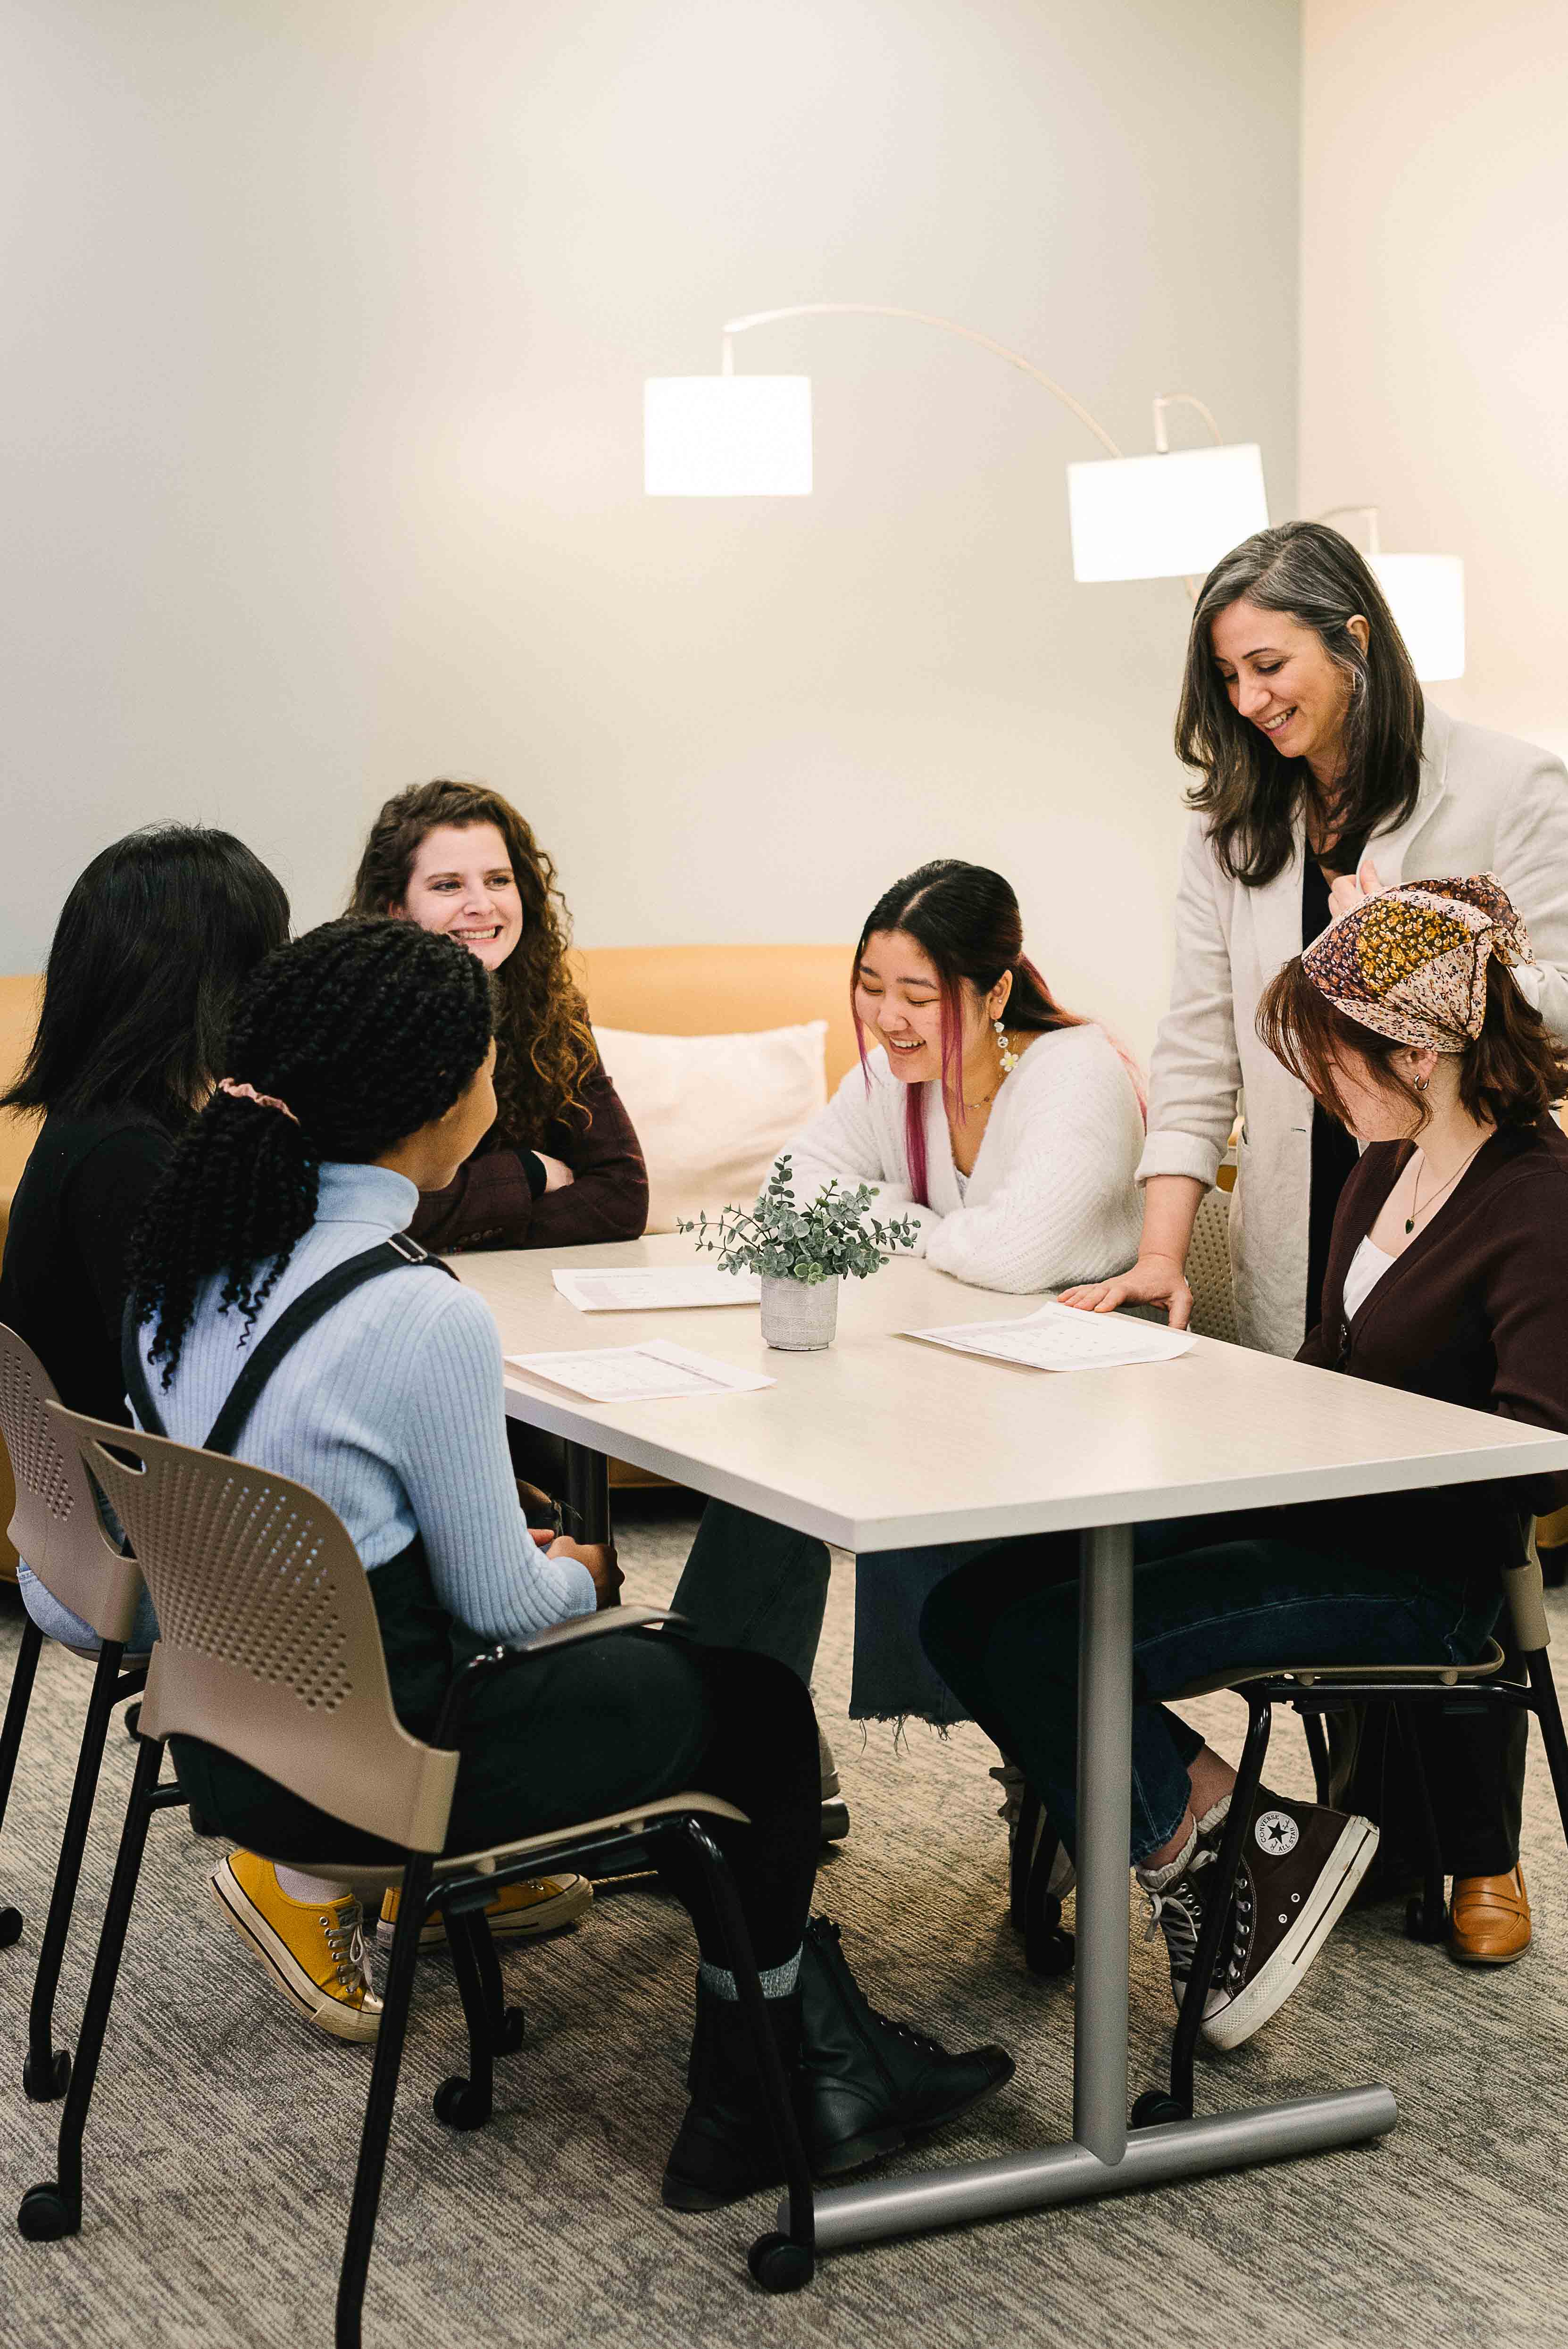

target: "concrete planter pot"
[759,1274,840,1352]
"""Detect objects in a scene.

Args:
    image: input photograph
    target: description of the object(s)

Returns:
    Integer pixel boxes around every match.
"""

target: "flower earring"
[993,1015,1018,1075]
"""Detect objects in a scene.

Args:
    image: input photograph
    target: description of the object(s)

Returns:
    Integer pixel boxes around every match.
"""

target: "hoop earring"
[993,1016,1018,1075]
[1414,1075,1430,1092]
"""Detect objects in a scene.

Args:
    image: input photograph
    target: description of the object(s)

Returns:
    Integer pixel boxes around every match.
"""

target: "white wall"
[1300,0,1568,766]
[2,2,1301,1057]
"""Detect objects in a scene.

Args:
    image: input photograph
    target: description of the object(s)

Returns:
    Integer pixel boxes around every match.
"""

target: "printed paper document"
[551,1266,761,1313]
[906,1300,1193,1373]
[507,1339,774,1403]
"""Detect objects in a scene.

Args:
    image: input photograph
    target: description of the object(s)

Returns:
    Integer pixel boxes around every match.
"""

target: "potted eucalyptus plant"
[679,1155,920,1351]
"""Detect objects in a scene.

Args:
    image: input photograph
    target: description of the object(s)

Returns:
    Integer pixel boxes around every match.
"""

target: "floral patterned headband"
[1301,873,1533,1055]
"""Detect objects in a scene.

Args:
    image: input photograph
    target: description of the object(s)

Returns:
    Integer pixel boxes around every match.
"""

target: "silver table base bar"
[787,2086,1397,2250]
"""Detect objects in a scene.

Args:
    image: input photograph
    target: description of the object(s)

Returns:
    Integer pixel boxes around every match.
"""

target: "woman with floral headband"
[922,875,1568,2049]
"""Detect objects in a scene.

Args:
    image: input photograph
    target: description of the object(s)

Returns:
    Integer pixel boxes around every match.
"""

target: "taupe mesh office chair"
[1184,1183,1239,1346]
[17,1406,816,2335]
[0,1324,150,2100]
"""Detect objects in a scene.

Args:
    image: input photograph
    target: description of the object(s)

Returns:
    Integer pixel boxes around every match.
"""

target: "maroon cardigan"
[1298,1117,1568,1541]
[409,1058,648,1254]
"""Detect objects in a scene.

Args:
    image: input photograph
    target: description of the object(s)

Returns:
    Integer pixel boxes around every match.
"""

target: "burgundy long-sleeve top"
[1297,1117,1568,1560]
[409,1057,648,1254]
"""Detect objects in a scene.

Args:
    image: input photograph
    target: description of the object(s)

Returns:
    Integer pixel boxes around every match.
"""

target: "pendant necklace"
[1404,1137,1488,1234]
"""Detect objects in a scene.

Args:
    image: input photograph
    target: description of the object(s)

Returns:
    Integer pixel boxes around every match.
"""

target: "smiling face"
[854,928,1001,1088]
[392,822,522,970]
[1210,599,1368,783]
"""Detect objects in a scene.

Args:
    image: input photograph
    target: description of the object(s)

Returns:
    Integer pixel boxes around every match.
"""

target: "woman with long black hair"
[1067,522,1568,1963]
[125,915,1011,2207]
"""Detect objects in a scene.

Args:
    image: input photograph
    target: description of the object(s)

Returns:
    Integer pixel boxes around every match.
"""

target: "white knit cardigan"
[784,1024,1145,1295]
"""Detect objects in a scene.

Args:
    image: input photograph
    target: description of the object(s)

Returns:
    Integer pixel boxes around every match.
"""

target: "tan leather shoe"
[1449,1864,1531,1965]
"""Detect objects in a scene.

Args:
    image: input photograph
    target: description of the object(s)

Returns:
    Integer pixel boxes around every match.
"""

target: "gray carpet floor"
[1,1500,1565,2348]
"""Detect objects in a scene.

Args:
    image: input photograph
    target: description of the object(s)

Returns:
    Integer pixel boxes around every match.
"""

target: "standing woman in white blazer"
[1067,520,1568,1963]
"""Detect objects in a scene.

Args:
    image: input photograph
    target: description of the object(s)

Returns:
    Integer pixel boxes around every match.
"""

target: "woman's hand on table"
[534,1530,623,1608]
[1058,1252,1194,1331]
[536,1153,575,1192]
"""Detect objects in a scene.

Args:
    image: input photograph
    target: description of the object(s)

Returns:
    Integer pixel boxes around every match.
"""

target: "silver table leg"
[785,1519,1398,2252]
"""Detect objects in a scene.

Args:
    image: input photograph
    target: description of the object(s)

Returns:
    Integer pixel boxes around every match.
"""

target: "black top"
[1302,851,1364,1333]
[0,1112,175,1426]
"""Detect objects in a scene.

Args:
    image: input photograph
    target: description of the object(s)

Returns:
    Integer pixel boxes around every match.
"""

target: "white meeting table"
[454,1233,1568,2256]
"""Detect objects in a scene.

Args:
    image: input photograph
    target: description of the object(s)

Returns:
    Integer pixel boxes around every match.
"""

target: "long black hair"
[852,860,1135,1206]
[2,825,291,1130]
[1176,521,1425,887]
[130,917,493,1381]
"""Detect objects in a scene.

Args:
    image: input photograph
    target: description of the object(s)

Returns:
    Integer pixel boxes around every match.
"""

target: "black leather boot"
[799,1916,1015,2177]
[661,1976,802,2212]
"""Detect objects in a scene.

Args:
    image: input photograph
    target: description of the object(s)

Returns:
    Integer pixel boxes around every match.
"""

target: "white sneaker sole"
[375,1874,593,1949]
[1202,1816,1380,2051]
[211,1862,381,2045]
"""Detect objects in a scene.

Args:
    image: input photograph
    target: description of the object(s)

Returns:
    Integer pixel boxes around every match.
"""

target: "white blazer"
[1139,704,1568,1358]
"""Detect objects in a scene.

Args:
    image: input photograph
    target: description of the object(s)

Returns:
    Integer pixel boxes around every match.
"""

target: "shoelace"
[1143,1849,1255,1996]
[323,1903,371,1999]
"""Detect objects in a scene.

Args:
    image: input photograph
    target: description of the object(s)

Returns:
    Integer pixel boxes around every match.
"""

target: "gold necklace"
[1404,1137,1488,1234]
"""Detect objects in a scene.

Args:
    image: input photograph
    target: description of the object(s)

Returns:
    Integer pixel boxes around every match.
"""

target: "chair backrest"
[50,1403,459,1854]
[0,1323,146,1643]
[1186,1184,1239,1347]
[572,943,859,1089]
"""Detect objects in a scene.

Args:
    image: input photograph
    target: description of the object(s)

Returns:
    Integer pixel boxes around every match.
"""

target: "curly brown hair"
[349,780,598,1142]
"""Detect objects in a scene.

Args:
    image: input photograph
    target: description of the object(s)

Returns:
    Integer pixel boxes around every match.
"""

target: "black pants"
[173,1544,823,1971]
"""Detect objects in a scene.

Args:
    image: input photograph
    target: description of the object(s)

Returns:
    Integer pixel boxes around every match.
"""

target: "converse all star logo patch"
[1254,1808,1299,1856]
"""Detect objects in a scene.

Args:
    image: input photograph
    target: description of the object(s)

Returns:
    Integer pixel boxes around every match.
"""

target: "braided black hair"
[130,917,493,1381]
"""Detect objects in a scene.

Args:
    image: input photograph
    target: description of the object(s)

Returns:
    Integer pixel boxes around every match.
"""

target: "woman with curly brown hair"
[349,780,648,1254]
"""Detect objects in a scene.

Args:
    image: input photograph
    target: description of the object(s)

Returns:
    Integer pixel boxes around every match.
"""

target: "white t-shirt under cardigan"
[133,1161,596,1642]
[784,1024,1145,1295]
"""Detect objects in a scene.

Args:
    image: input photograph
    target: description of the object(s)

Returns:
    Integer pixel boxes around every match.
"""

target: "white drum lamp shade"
[644,376,813,496]
[1368,553,1466,682]
[1068,443,1269,582]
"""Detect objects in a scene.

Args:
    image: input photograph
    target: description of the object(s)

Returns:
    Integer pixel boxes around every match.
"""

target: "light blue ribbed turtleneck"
[133,1161,595,1641]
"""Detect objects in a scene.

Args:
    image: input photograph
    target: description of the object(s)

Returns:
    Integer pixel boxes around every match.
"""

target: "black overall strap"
[122,1233,456,1458]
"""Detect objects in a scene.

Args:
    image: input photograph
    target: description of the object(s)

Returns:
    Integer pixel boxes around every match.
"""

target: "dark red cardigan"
[409,1058,648,1254]
[1298,1117,1568,1532]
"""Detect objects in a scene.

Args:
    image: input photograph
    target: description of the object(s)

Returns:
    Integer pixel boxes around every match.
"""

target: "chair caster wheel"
[748,2231,814,2292]
[1131,2091,1190,2130]
[1405,1895,1448,1943]
[494,2006,525,2057]
[433,2074,490,2131]
[17,2182,79,2241]
[0,1906,22,1951]
[819,1801,850,1846]
[23,2049,70,2102]
[123,1704,141,1741]
[1024,1924,1075,1979]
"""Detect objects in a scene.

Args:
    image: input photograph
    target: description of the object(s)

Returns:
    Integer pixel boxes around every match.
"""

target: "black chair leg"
[1524,1648,1568,1848]
[17,1732,167,2242]
[467,1903,524,2056]
[1021,1800,1075,1979]
[676,1818,815,2293]
[0,1614,44,1951]
[1299,1704,1332,1807]
[1394,1702,1448,1942]
[1009,1784,1041,1928]
[435,1909,497,2131]
[25,1641,126,2100]
[335,1853,432,2349]
[1137,1691,1274,2126]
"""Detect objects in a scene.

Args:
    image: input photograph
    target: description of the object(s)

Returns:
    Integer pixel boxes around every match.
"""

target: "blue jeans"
[16,1559,160,1655]
[669,1500,1003,1724]
[919,1507,1503,1864]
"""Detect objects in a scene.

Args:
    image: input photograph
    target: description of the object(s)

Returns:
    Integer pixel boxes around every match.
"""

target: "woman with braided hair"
[349,779,648,1254]
[128,916,1014,2209]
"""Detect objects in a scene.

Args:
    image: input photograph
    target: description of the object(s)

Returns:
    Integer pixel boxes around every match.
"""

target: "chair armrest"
[431,1607,691,1745]
[514,1605,689,1657]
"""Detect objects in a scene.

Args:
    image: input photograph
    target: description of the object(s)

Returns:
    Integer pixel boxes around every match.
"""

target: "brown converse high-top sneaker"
[1198,1788,1379,2049]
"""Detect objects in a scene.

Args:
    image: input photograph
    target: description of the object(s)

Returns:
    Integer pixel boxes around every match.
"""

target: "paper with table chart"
[505,1338,775,1403]
[550,1265,762,1312]
[905,1299,1194,1373]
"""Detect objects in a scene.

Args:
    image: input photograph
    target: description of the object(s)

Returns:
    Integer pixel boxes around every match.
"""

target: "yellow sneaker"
[378,1874,592,1948]
[211,1852,382,2043]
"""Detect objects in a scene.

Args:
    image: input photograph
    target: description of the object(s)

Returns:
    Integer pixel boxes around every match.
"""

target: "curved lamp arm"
[719,302,1124,458]
[1315,503,1382,554]
[1151,392,1223,451]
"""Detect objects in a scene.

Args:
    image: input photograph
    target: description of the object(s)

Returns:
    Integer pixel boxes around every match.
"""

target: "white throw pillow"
[594,1021,829,1235]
